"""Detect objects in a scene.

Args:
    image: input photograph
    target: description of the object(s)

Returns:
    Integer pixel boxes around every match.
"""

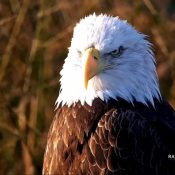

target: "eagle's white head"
[56,14,161,107]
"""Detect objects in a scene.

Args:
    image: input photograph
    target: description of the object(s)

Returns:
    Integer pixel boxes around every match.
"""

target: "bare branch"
[0,0,30,82]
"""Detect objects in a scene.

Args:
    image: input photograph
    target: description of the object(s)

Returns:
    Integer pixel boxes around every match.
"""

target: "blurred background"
[0,0,175,174]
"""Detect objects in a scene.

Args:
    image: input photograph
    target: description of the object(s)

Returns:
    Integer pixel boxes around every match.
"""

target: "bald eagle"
[43,14,175,175]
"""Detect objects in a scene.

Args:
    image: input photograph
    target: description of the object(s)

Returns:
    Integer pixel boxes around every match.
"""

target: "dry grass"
[0,0,175,174]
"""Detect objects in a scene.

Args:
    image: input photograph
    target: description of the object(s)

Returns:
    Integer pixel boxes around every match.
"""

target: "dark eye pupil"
[111,50,118,54]
[111,46,124,56]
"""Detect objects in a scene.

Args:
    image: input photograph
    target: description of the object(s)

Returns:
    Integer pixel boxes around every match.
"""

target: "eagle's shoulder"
[86,99,175,174]
[43,98,107,174]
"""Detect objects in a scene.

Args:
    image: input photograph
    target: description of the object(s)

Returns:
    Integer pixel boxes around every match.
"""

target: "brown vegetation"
[0,0,175,174]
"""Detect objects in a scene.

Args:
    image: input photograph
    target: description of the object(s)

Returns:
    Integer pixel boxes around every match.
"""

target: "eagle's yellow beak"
[82,48,101,89]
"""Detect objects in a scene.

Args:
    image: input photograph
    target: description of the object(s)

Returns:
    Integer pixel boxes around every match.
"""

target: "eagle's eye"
[110,46,124,57]
[77,50,82,56]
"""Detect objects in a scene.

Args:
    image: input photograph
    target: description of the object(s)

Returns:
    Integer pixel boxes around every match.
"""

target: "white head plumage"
[56,14,161,107]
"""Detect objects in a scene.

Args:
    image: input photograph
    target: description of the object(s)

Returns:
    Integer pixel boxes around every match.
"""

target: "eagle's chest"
[43,99,132,175]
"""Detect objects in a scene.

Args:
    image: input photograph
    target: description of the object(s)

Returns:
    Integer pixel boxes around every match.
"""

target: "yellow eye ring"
[110,46,124,57]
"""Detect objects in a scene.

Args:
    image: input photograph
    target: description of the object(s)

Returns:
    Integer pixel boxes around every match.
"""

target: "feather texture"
[43,98,175,175]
